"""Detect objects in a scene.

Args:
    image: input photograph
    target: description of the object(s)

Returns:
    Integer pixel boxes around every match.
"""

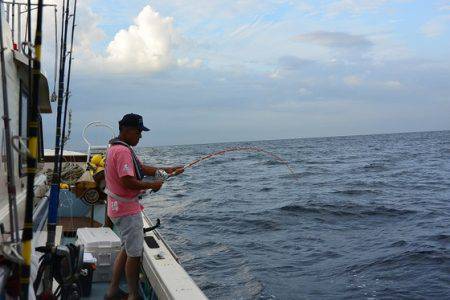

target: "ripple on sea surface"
[142,130,450,299]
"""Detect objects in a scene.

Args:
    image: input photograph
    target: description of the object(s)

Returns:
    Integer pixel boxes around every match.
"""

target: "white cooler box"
[76,227,121,282]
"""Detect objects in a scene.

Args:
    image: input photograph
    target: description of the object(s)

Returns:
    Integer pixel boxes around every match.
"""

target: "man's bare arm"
[120,175,163,191]
[141,165,158,176]
[142,165,184,176]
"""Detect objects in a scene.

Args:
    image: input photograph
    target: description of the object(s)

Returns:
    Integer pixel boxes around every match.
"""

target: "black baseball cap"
[119,113,150,131]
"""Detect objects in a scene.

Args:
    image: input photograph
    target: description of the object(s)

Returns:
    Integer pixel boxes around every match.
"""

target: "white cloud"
[439,1,450,11]
[105,5,180,72]
[298,87,312,96]
[420,15,450,37]
[294,2,317,15]
[38,0,106,89]
[325,0,413,16]
[177,57,202,68]
[278,55,314,70]
[343,75,362,86]
[73,1,107,60]
[326,0,389,15]
[382,80,403,89]
[343,76,403,90]
[229,15,265,39]
[269,69,282,79]
[69,4,200,74]
[295,31,373,49]
[367,33,412,63]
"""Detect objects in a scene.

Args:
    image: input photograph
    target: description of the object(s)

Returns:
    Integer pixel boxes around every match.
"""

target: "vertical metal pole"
[6,3,9,23]
[17,4,21,47]
[11,1,15,44]
[0,0,20,247]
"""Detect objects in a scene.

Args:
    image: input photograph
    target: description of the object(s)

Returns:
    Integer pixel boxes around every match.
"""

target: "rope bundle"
[45,162,84,186]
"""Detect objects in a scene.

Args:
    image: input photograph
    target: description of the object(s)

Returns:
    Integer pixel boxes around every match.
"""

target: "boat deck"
[61,235,139,299]
[61,218,160,299]
[32,190,205,300]
[58,216,102,234]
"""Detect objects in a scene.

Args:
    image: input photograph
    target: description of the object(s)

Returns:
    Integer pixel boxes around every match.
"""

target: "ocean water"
[137,130,450,299]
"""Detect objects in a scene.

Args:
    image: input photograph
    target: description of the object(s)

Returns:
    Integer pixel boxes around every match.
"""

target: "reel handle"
[143,218,160,233]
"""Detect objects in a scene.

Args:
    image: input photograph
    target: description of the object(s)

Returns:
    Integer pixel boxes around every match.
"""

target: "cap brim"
[141,125,150,132]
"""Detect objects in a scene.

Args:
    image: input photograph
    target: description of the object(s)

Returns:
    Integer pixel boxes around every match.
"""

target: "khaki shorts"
[110,212,144,257]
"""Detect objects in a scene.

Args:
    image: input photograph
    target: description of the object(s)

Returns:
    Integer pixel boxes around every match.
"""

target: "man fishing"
[104,113,184,300]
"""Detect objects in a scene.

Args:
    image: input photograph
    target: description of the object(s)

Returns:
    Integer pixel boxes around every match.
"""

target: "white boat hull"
[142,215,207,300]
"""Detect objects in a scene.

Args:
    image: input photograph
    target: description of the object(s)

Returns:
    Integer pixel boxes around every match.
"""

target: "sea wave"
[277,203,416,218]
[333,189,382,196]
[362,163,388,171]
[142,130,450,299]
[345,249,450,274]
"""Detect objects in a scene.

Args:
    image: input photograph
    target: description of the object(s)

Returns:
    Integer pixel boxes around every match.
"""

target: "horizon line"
[134,128,450,149]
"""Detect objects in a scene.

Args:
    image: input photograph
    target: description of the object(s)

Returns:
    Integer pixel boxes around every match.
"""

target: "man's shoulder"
[108,144,132,156]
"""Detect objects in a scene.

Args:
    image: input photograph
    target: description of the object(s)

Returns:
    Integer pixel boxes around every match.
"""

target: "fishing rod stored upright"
[39,0,75,295]
[19,0,44,298]
[46,0,69,249]
[59,0,77,174]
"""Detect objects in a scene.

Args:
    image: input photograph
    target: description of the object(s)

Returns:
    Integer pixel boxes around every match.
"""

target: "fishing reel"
[141,170,169,196]
[154,169,169,181]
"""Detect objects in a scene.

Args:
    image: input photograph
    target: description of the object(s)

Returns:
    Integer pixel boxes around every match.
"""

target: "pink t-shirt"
[105,144,144,218]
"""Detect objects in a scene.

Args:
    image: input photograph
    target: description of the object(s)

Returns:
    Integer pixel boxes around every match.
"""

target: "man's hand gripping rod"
[141,168,183,232]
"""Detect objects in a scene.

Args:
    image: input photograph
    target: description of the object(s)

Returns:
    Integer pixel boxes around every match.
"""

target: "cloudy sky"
[40,0,450,148]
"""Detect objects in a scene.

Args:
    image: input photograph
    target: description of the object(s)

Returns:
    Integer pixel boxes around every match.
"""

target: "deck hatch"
[144,236,159,249]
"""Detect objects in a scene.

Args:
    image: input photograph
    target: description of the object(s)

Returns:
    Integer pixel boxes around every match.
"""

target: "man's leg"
[121,212,144,300]
[126,256,141,300]
[106,249,127,298]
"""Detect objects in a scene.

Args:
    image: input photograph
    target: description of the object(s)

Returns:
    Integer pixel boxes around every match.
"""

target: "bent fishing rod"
[184,146,296,175]
[142,146,296,232]
[149,146,298,182]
